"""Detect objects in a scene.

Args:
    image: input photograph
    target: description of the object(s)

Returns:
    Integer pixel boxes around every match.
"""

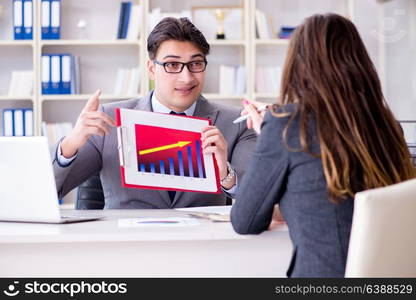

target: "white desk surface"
[0,209,293,277]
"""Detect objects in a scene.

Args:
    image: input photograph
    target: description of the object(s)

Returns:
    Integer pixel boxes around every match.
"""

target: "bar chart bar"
[159,160,165,174]
[169,157,175,175]
[187,146,194,177]
[178,151,184,176]
[195,140,204,178]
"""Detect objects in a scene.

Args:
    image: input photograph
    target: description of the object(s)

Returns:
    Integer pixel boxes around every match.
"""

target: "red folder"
[116,108,221,194]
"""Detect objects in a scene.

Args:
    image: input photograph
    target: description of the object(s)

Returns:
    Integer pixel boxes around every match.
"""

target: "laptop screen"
[0,137,62,222]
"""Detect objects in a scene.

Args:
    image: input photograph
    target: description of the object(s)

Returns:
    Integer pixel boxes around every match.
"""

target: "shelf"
[0,95,34,101]
[0,40,34,46]
[203,93,247,100]
[255,39,290,46]
[254,93,278,99]
[208,40,246,46]
[40,94,141,102]
[39,93,248,102]
[40,40,141,47]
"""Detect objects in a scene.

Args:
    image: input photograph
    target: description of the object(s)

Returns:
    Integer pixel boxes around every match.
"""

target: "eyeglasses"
[153,60,208,73]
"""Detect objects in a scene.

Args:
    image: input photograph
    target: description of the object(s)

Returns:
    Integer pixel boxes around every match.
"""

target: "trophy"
[213,9,228,39]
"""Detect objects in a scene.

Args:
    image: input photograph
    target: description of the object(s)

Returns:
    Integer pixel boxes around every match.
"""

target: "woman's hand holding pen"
[241,99,270,135]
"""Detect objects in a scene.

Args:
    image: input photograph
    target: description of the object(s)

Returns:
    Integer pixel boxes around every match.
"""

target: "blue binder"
[117,2,127,39]
[121,2,132,39]
[41,0,51,39]
[50,55,61,94]
[50,0,61,39]
[41,55,51,94]
[23,0,33,40]
[23,108,34,136]
[13,109,24,136]
[13,0,24,40]
[2,109,15,136]
[60,54,71,94]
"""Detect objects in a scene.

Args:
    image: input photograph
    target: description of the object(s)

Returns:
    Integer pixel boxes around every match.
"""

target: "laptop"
[0,136,101,223]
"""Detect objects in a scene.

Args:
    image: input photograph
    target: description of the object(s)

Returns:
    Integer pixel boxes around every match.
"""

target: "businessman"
[53,17,257,208]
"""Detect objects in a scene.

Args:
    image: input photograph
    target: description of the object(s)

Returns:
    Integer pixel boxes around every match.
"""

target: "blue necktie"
[168,111,186,201]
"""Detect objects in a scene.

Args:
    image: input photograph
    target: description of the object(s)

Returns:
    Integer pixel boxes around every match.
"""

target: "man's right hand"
[61,90,117,158]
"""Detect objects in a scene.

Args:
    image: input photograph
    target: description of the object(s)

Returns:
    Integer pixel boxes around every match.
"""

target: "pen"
[232,105,269,124]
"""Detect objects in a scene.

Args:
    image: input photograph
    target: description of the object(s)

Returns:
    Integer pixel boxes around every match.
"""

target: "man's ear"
[147,59,155,80]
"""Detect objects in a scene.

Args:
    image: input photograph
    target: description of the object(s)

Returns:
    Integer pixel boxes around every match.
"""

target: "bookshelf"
[0,0,414,134]
[252,0,355,103]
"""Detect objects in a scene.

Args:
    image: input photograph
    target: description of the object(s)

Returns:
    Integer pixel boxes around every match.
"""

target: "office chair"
[345,178,416,277]
[76,173,105,209]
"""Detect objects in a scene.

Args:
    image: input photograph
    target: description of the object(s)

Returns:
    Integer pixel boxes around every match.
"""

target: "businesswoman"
[231,13,416,277]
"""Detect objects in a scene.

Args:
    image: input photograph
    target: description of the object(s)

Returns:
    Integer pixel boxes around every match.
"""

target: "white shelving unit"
[0,0,414,137]
[252,0,355,103]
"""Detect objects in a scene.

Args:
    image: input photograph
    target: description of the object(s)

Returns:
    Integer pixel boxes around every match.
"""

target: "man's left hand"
[201,125,229,182]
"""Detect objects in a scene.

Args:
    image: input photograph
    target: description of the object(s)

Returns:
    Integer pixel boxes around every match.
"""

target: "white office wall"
[382,0,416,120]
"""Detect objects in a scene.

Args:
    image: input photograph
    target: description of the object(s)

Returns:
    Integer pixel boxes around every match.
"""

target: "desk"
[0,209,292,277]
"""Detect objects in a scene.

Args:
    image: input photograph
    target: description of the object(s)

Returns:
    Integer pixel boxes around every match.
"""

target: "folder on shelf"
[117,2,126,39]
[60,54,71,94]
[41,55,51,94]
[121,2,132,39]
[13,0,24,40]
[41,0,51,39]
[235,65,246,95]
[13,109,24,136]
[50,55,61,94]
[50,0,61,39]
[126,4,141,41]
[23,108,34,136]
[23,0,33,40]
[2,109,14,136]
[71,56,80,94]
[116,108,220,194]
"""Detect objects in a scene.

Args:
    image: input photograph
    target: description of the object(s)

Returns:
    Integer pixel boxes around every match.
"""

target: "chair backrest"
[345,178,416,277]
[76,173,105,209]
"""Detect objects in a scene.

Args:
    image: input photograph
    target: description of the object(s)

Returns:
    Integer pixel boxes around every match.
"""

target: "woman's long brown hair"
[275,13,415,202]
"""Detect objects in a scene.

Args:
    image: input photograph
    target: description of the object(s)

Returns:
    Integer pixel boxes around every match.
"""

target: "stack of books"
[41,122,73,147]
[41,0,61,39]
[2,108,33,136]
[278,26,296,39]
[219,65,246,95]
[8,70,33,97]
[148,7,191,33]
[256,66,282,94]
[42,54,80,95]
[255,9,271,39]
[113,67,141,96]
[117,2,141,40]
[13,0,33,40]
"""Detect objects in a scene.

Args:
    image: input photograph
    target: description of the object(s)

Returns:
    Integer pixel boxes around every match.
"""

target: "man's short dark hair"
[147,17,210,60]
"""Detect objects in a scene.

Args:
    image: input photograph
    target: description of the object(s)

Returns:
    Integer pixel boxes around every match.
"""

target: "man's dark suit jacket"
[53,91,257,208]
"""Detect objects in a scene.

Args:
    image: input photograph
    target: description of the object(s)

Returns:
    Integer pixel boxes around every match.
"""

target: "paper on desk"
[118,217,200,228]
[175,205,231,222]
[175,205,231,215]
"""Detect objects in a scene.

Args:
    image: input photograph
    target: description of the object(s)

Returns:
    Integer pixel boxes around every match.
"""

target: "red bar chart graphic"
[135,124,206,178]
